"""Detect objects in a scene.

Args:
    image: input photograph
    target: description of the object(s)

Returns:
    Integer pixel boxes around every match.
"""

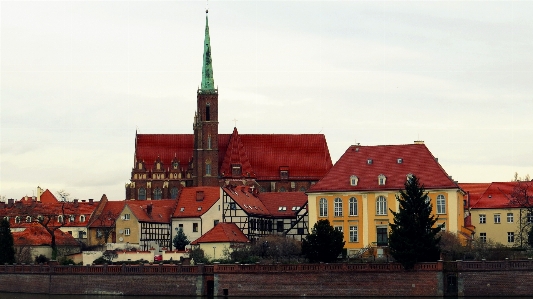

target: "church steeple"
[201,10,215,91]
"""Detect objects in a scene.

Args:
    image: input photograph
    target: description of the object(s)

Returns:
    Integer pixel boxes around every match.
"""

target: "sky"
[1,0,532,201]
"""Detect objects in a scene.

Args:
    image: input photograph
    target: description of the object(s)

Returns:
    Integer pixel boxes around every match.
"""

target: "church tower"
[193,10,219,186]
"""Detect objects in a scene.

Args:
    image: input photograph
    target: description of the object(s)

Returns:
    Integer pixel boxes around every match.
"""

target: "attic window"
[397,158,403,164]
[197,207,202,211]
[80,215,86,222]
[378,174,386,186]
[280,170,289,180]
[367,159,373,165]
[350,175,358,186]
[231,164,242,177]
[180,207,185,212]
[26,216,32,223]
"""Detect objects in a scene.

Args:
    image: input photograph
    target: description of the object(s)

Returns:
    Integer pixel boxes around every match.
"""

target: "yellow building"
[463,182,533,247]
[307,142,465,257]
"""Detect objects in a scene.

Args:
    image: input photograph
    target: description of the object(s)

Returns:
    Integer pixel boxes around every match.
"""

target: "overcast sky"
[1,0,532,201]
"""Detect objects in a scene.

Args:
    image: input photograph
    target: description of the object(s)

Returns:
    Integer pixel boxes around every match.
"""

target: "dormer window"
[280,170,288,180]
[397,158,403,164]
[58,215,64,223]
[231,164,242,177]
[26,216,32,223]
[378,174,386,186]
[350,175,359,186]
[367,159,373,165]
[80,215,86,222]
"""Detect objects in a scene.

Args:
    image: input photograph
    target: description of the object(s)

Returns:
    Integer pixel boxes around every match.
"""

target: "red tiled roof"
[259,192,307,218]
[172,187,220,218]
[310,143,459,192]
[222,186,270,216]
[135,132,332,181]
[459,183,491,207]
[220,128,255,178]
[40,189,59,203]
[88,200,126,228]
[470,182,533,209]
[191,222,249,244]
[13,223,79,247]
[126,200,176,223]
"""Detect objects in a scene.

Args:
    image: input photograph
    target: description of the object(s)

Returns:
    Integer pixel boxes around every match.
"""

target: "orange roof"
[469,182,533,209]
[191,223,249,244]
[13,223,79,247]
[172,187,220,218]
[135,132,332,181]
[88,200,126,228]
[39,189,59,203]
[222,186,270,216]
[310,143,459,192]
[257,192,307,217]
[126,200,176,223]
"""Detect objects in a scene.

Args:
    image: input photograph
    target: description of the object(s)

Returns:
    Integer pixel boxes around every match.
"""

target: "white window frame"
[378,174,386,186]
[436,195,446,214]
[80,215,86,222]
[376,196,387,215]
[479,214,486,224]
[349,197,358,216]
[494,214,501,224]
[350,175,358,186]
[507,212,513,223]
[349,226,358,242]
[124,213,130,220]
[479,232,487,243]
[507,232,515,243]
[334,198,343,217]
[319,198,328,217]
[124,228,131,236]
[334,225,343,232]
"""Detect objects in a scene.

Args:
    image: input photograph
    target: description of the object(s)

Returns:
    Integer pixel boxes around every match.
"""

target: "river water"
[2,295,533,299]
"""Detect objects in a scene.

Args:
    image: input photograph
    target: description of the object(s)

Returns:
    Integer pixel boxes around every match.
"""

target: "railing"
[6,260,532,275]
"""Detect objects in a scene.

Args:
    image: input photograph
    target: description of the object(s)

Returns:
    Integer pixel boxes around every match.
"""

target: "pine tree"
[173,229,190,251]
[389,175,442,270]
[302,219,345,263]
[0,218,16,264]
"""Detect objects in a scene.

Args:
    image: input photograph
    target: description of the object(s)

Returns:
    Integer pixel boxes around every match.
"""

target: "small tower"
[193,9,219,187]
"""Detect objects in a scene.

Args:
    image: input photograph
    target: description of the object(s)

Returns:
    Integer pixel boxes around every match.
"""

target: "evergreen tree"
[173,229,190,250]
[302,219,345,263]
[389,175,442,270]
[0,218,16,264]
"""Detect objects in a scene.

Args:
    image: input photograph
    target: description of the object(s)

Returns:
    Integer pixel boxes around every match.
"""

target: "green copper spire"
[201,10,215,91]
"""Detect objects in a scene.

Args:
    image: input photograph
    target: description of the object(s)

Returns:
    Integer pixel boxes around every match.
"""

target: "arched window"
[138,188,146,200]
[350,175,358,186]
[207,135,212,149]
[437,195,446,214]
[206,163,211,176]
[15,216,20,224]
[154,188,162,200]
[319,198,328,217]
[58,215,64,223]
[378,174,387,186]
[26,216,32,223]
[376,196,387,215]
[170,187,179,199]
[80,215,86,222]
[334,198,343,217]
[206,103,211,121]
[349,197,358,216]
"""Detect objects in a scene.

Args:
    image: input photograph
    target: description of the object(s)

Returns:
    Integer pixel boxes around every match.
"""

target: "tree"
[94,210,118,245]
[172,229,190,250]
[506,181,533,248]
[56,190,71,202]
[389,175,442,270]
[301,219,345,263]
[0,218,16,264]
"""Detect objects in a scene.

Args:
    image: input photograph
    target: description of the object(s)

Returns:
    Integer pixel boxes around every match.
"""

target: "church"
[125,11,333,200]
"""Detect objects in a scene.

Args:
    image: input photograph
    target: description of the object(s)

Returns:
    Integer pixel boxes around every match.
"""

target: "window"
[424,195,431,204]
[231,164,242,177]
[96,229,103,238]
[377,227,388,246]
[206,163,211,176]
[479,232,487,243]
[319,198,328,217]
[334,226,343,232]
[153,188,162,200]
[205,103,210,121]
[124,228,131,236]
[170,187,178,199]
[349,226,358,242]
[58,215,64,223]
[214,220,219,226]
[229,202,236,210]
[378,174,386,185]
[494,214,501,224]
[334,198,343,217]
[178,224,183,231]
[124,214,130,220]
[138,188,146,200]
[69,215,75,222]
[280,170,289,180]
[279,187,286,192]
[207,135,212,149]
[479,214,486,224]
[437,195,446,214]
[15,216,20,224]
[193,223,198,232]
[26,216,31,223]
[507,232,515,243]
[349,197,358,216]
[350,175,358,186]
[376,196,387,215]
[277,221,284,232]
[80,215,86,222]
[507,213,514,223]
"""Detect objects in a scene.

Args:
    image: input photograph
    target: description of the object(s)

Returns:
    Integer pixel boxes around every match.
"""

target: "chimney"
[8,198,14,208]
[147,204,153,215]
[0,202,5,209]
[89,198,94,204]
[74,199,79,207]
[196,191,204,201]
[37,186,43,202]
[15,201,22,208]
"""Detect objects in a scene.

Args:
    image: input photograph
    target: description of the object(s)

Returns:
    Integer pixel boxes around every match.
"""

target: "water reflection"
[2,295,533,299]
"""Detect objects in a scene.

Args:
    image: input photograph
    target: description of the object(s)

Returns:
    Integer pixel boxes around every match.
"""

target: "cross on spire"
[232,118,238,127]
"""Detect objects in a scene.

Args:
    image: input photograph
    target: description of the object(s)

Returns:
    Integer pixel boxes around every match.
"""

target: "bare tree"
[507,181,533,248]
[56,190,71,202]
[94,210,118,245]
